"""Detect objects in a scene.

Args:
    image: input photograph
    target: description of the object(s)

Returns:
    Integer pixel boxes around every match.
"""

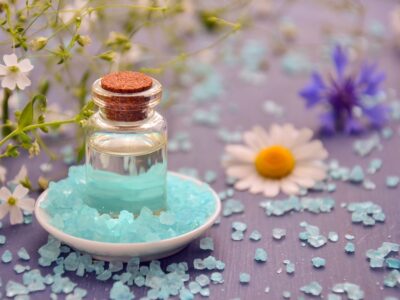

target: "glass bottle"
[84,71,167,216]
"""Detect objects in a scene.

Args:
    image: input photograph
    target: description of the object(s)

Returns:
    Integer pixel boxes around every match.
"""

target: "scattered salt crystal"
[284,261,295,274]
[188,281,201,294]
[109,281,134,300]
[282,290,291,299]
[231,231,244,241]
[17,248,30,261]
[232,221,247,232]
[0,235,5,245]
[195,274,210,287]
[200,237,214,251]
[272,228,286,240]
[199,287,210,297]
[349,166,364,183]
[328,232,339,242]
[386,258,400,269]
[249,230,262,241]
[210,272,224,284]
[386,176,400,188]
[223,199,245,217]
[1,250,12,263]
[367,158,382,174]
[311,257,326,268]
[5,281,29,297]
[345,234,355,240]
[384,270,400,288]
[347,201,385,227]
[239,273,250,284]
[254,248,268,263]
[345,242,355,254]
[300,281,322,296]
[332,282,364,299]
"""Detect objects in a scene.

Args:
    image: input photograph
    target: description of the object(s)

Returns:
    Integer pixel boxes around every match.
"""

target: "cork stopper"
[92,71,162,122]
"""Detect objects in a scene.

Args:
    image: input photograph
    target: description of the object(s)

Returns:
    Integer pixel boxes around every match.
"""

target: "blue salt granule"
[311,257,326,268]
[41,166,216,243]
[210,272,224,284]
[332,282,365,299]
[281,52,312,75]
[367,158,382,174]
[366,242,399,268]
[14,264,30,274]
[109,261,124,273]
[284,260,295,274]
[300,281,322,296]
[328,232,339,242]
[327,294,342,300]
[231,230,244,241]
[240,40,267,72]
[223,199,245,217]
[2,249,12,263]
[299,222,327,248]
[239,273,250,284]
[199,237,214,251]
[263,100,284,118]
[179,288,194,300]
[0,235,5,245]
[5,281,29,297]
[254,248,267,263]
[217,128,242,144]
[386,258,400,269]
[192,108,220,127]
[51,274,77,294]
[345,242,355,254]
[110,281,134,300]
[272,228,286,240]
[349,166,364,183]
[38,236,61,267]
[384,270,400,288]
[199,287,210,297]
[345,234,355,240]
[66,287,87,300]
[23,269,46,292]
[386,176,400,188]
[204,171,217,184]
[282,291,291,299]
[188,281,201,294]
[347,201,385,227]
[249,230,262,241]
[17,247,30,261]
[353,134,381,157]
[195,274,210,287]
[381,127,393,139]
[232,221,247,232]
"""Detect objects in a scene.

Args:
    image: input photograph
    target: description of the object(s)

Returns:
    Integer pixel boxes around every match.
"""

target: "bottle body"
[85,111,167,215]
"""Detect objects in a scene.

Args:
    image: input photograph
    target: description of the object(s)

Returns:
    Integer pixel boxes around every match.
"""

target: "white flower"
[9,165,28,189]
[0,165,6,183]
[223,124,328,197]
[0,54,34,90]
[0,185,35,225]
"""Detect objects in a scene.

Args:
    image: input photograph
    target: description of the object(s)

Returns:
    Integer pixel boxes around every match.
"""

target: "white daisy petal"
[16,73,31,90]
[0,64,7,76]
[292,165,327,181]
[226,165,254,179]
[269,124,284,144]
[17,197,35,212]
[0,203,9,219]
[225,145,256,163]
[243,130,264,150]
[3,54,18,66]
[288,128,313,148]
[13,185,29,199]
[280,179,300,195]
[234,173,259,190]
[287,175,316,188]
[263,180,280,197]
[248,176,266,194]
[0,187,12,201]
[252,126,270,145]
[17,59,34,73]
[293,140,328,161]
[2,75,17,90]
[9,205,23,225]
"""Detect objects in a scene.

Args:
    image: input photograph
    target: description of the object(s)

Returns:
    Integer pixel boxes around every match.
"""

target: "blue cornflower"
[299,45,388,134]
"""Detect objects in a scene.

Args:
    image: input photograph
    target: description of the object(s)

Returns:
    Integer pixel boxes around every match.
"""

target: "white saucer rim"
[34,171,221,249]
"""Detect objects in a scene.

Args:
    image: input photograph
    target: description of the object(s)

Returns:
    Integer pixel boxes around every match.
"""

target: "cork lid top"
[101,71,153,93]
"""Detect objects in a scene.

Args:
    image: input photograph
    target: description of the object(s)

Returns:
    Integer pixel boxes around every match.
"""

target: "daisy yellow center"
[8,65,19,73]
[7,197,17,206]
[254,145,296,179]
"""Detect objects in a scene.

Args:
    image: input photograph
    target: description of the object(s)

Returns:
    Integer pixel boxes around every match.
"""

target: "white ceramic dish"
[34,172,221,262]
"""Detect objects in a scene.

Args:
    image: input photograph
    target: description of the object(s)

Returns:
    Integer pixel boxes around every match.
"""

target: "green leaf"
[18,94,47,128]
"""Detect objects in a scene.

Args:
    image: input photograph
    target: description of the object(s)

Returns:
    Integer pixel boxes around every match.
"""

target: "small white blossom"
[0,54,34,90]
[0,185,35,225]
[9,165,28,189]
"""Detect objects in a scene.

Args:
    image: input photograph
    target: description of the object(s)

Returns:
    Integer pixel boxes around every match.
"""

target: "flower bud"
[30,37,48,51]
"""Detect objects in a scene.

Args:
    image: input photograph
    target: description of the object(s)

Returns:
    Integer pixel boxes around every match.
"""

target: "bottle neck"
[98,106,155,123]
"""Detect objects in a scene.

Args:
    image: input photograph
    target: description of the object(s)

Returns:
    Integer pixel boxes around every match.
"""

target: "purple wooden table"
[1,1,400,299]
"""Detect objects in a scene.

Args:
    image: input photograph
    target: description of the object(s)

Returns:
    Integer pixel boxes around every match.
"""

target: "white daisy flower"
[0,54,34,90]
[0,185,35,225]
[223,124,328,197]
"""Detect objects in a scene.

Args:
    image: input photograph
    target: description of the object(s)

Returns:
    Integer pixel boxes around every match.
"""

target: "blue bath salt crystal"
[347,201,385,227]
[386,176,400,188]
[223,199,245,217]
[328,232,339,242]
[210,272,224,284]
[0,235,5,245]
[272,228,286,240]
[23,269,46,292]
[2,250,12,263]
[204,170,217,184]
[367,158,382,174]
[110,281,134,300]
[41,166,216,243]
[349,166,364,183]
[345,242,355,254]
[332,282,365,299]
[232,221,247,232]
[231,230,244,241]
[179,288,194,300]
[239,273,250,284]
[249,230,262,241]
[14,264,30,274]
[300,281,322,296]
[282,291,291,299]
[109,261,124,273]
[188,281,201,294]
[345,234,355,240]
[384,270,400,288]
[5,281,29,297]
[195,274,210,287]
[254,248,267,263]
[327,294,342,300]
[199,237,214,251]
[199,287,210,297]
[17,248,30,261]
[311,257,326,268]
[96,269,112,281]
[386,258,400,269]
[193,259,206,270]
[284,261,295,274]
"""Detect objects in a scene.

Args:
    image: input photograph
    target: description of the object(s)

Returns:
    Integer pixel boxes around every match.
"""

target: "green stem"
[2,88,12,137]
